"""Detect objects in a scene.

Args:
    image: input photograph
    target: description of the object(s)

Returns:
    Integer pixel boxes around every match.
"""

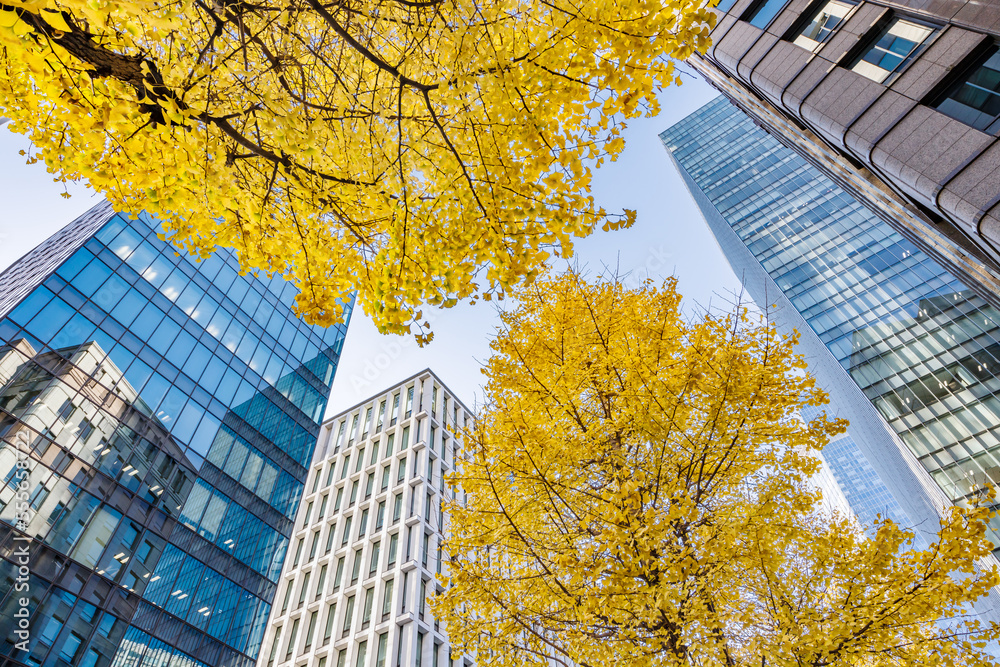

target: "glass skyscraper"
[0,202,350,667]
[800,404,909,532]
[661,96,1000,552]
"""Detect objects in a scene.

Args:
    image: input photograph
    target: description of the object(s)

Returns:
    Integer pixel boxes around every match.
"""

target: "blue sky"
[0,75,741,416]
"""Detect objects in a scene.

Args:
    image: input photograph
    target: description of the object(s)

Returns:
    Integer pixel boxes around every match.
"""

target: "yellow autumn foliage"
[0,0,715,337]
[436,273,1000,666]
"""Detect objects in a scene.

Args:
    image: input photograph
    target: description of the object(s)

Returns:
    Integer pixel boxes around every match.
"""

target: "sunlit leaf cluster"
[436,273,1000,666]
[0,0,714,335]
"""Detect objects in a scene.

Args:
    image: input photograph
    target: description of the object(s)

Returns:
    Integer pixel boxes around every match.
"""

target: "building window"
[742,0,789,29]
[361,587,374,629]
[298,572,311,608]
[267,628,281,667]
[308,530,319,561]
[322,602,337,646]
[848,16,936,84]
[376,632,389,667]
[351,547,363,584]
[392,493,403,524]
[932,44,1000,134]
[381,580,394,622]
[316,564,328,600]
[358,509,369,538]
[284,618,299,661]
[342,595,355,638]
[388,533,398,566]
[356,640,368,667]
[788,0,854,51]
[370,541,381,576]
[325,523,337,554]
[304,610,317,652]
[334,557,345,591]
[334,420,346,451]
[342,517,353,546]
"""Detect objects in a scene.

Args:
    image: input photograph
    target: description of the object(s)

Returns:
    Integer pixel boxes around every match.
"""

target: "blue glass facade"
[801,404,909,531]
[0,203,350,667]
[662,97,1000,548]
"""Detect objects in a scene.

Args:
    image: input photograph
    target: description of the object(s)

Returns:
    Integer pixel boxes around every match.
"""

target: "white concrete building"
[259,370,473,667]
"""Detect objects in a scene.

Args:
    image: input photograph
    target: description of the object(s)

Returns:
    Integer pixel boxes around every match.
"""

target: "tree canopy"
[435,273,1000,666]
[0,0,714,337]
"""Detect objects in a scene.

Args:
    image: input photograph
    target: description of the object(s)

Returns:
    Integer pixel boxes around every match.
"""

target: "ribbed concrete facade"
[259,370,472,667]
[694,0,1000,302]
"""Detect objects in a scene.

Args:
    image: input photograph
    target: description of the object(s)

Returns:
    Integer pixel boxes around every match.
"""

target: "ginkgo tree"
[435,272,1000,666]
[0,0,715,338]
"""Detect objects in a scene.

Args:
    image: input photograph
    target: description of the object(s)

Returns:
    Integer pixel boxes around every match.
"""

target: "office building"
[661,97,1000,557]
[801,404,910,530]
[0,202,350,667]
[690,0,1000,307]
[260,370,471,667]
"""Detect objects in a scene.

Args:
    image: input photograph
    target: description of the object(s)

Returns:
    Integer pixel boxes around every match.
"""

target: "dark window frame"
[740,0,790,30]
[782,0,857,49]
[926,39,1000,134]
[840,12,940,86]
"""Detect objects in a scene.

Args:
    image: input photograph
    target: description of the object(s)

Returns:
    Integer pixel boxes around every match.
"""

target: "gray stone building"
[692,0,1000,306]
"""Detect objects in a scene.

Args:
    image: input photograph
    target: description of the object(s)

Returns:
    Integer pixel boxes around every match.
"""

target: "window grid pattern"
[662,97,1000,547]
[261,371,474,667]
[0,205,350,667]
